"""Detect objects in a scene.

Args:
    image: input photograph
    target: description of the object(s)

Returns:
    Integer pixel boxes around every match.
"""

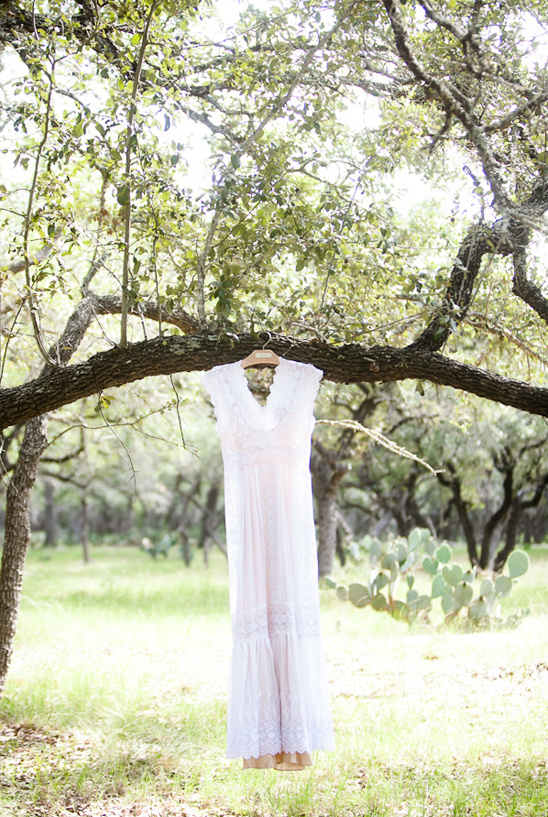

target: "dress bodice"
[202,358,323,472]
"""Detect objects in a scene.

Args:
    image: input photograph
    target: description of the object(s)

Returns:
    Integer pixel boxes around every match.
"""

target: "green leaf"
[116,184,130,206]
[230,153,241,169]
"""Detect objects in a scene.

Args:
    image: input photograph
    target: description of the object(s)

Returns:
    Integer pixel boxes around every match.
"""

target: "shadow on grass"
[1,720,547,817]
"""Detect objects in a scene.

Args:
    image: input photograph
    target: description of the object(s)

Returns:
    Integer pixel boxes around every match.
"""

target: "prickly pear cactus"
[328,528,530,631]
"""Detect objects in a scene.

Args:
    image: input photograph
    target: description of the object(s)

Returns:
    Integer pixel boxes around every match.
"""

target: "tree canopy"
[1,0,548,426]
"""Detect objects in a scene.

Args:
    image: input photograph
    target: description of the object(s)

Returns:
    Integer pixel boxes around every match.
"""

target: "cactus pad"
[494,575,512,598]
[348,583,370,607]
[507,550,529,579]
[337,585,349,601]
[454,582,474,608]
[442,564,463,586]
[435,544,452,564]
[422,556,439,575]
[432,573,451,598]
[480,578,494,597]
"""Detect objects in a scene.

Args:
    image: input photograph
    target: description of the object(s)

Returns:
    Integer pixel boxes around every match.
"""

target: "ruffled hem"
[243,751,312,771]
[226,630,335,761]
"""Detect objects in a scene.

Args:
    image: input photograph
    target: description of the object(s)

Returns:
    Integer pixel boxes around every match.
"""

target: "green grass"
[1,544,548,816]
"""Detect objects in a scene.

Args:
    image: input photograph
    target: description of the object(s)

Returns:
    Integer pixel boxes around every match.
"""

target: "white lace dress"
[202,358,334,770]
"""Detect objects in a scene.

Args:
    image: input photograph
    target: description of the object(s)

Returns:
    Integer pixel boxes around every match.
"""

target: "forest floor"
[1,545,548,817]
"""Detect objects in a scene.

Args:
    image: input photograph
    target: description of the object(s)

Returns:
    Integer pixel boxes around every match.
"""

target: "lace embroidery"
[232,604,322,642]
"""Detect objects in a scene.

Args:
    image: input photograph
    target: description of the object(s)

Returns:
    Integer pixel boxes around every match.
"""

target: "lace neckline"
[234,357,289,415]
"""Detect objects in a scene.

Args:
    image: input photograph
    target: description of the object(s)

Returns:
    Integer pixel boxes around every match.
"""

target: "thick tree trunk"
[43,479,57,547]
[315,476,339,578]
[493,473,548,572]
[479,468,513,569]
[313,456,348,578]
[81,493,91,564]
[199,482,220,566]
[0,416,48,697]
[180,529,192,567]
[438,469,479,566]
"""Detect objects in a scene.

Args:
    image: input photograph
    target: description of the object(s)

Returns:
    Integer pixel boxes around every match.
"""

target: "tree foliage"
[0,0,547,422]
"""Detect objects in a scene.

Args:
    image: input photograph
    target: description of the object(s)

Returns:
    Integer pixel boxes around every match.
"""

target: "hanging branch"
[315,419,441,475]
[120,0,163,348]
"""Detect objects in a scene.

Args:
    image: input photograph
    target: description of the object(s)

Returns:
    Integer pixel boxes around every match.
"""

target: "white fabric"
[202,358,335,763]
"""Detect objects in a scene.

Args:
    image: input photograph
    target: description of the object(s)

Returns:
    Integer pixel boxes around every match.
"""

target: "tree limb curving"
[2,332,548,429]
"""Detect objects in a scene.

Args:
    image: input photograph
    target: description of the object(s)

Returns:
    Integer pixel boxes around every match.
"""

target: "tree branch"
[382,0,511,209]
[4,332,548,429]
[408,171,548,352]
[512,246,548,325]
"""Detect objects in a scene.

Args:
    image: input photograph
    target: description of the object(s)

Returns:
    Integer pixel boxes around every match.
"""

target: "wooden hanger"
[240,349,280,369]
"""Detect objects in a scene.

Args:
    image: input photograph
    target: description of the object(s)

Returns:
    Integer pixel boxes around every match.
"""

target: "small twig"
[169,374,187,448]
[98,398,138,497]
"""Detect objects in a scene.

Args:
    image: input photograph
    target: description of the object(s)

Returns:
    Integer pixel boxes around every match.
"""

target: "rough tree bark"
[312,449,350,578]
[43,479,57,547]
[312,388,379,577]
[478,465,514,569]
[0,416,48,697]
[198,481,221,566]
[493,474,548,572]
[437,466,479,567]
[4,331,548,431]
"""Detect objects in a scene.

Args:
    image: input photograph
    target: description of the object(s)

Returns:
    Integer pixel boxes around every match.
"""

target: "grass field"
[1,544,548,816]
